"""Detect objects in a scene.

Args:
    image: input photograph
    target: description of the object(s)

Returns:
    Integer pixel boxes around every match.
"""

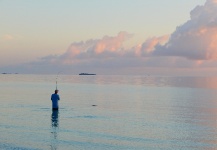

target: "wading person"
[51,90,60,110]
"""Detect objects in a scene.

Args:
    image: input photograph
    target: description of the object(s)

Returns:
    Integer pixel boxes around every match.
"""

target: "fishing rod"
[56,71,61,90]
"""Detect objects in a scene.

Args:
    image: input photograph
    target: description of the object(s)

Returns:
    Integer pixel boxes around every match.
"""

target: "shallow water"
[1,74,217,149]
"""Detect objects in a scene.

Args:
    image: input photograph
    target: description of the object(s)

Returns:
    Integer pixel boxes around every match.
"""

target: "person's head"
[55,90,58,94]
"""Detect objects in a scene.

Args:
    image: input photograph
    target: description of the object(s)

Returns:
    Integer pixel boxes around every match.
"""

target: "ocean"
[1,74,217,150]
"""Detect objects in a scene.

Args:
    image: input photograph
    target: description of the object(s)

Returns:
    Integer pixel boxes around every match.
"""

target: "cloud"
[37,33,195,73]
[49,0,217,67]
[4,0,217,75]
[50,31,134,64]
[2,34,14,40]
[43,32,170,67]
[134,35,169,57]
[152,0,217,60]
[1,34,22,41]
[33,31,146,74]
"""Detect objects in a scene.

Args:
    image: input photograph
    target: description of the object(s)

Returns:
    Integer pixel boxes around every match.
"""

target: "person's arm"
[58,95,60,100]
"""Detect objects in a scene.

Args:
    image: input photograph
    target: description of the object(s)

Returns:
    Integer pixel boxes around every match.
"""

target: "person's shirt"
[51,93,60,108]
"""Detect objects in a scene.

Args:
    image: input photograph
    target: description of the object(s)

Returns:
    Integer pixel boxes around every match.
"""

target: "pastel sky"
[2,0,217,76]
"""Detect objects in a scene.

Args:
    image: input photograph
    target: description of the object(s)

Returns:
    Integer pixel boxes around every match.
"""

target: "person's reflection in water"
[51,110,59,150]
[52,110,59,128]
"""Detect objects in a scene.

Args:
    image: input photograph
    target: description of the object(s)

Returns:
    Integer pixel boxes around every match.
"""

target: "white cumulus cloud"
[152,0,217,60]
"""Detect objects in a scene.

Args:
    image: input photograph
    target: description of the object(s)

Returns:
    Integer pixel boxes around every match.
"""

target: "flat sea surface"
[1,74,217,150]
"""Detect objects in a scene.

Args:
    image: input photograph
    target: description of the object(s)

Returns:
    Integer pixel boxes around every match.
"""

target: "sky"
[2,0,217,76]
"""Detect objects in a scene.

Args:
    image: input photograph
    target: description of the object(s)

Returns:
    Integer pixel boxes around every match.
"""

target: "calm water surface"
[1,75,217,149]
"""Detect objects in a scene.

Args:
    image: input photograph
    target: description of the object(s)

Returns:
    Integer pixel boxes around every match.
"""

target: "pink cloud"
[5,35,14,40]
[41,0,217,68]
[152,0,217,60]
[135,35,169,57]
[2,34,14,40]
[1,34,22,41]
[94,31,132,54]
[29,0,217,74]
[59,31,133,64]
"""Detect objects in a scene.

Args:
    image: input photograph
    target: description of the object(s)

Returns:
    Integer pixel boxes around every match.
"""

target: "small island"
[79,73,96,75]
[2,73,18,74]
